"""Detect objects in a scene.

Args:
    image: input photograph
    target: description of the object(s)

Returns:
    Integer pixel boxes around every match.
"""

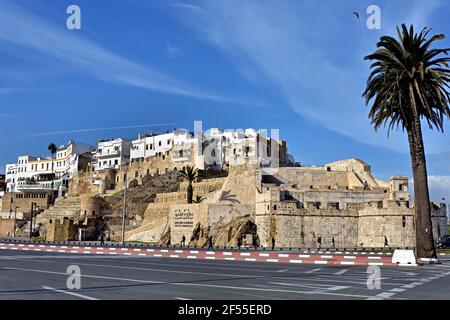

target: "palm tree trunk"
[187,182,193,204]
[408,84,436,259]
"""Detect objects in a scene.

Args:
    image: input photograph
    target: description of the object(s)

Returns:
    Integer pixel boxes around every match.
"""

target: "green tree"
[179,166,199,204]
[363,24,450,258]
[48,143,58,188]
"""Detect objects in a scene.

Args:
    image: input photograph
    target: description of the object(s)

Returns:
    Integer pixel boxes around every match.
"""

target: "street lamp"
[29,202,35,239]
[13,205,18,237]
[121,164,129,245]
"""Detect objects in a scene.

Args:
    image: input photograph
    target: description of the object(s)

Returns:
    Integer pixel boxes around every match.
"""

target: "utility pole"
[29,202,34,239]
[121,164,128,245]
[13,206,17,237]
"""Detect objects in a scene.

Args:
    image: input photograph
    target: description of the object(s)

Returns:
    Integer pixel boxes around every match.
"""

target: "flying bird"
[353,11,360,19]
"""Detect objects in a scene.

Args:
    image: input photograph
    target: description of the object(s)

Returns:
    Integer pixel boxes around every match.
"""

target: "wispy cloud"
[0,0,261,107]
[175,0,448,153]
[27,122,178,137]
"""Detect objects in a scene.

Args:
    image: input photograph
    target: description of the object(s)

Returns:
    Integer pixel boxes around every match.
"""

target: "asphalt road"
[0,249,449,300]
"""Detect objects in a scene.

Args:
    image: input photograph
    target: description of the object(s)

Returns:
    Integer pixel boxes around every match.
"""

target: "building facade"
[93,138,131,171]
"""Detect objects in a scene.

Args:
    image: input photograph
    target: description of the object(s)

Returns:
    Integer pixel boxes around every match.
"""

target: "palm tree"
[48,143,57,188]
[179,166,199,204]
[193,195,205,203]
[363,24,450,259]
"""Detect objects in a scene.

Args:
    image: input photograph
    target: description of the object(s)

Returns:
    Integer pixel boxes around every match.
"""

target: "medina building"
[95,127,290,192]
[93,138,132,171]
[1,141,93,216]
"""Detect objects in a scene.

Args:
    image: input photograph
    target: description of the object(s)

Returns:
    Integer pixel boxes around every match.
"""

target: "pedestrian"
[100,233,105,246]
[181,235,186,247]
[384,236,389,247]
[237,236,242,249]
[317,236,322,249]
[271,237,275,250]
[207,235,213,250]
[332,237,335,248]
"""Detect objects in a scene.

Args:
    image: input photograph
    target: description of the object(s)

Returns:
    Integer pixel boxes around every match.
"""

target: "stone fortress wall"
[166,159,447,248]
[6,135,446,248]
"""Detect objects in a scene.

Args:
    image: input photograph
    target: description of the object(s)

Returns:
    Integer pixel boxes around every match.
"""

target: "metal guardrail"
[0,238,411,251]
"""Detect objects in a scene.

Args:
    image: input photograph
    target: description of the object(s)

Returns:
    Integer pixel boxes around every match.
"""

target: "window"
[159,141,162,146]
[167,139,171,145]
[146,144,149,150]
[114,160,118,165]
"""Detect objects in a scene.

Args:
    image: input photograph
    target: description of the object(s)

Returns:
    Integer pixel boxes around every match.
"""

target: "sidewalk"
[0,241,416,267]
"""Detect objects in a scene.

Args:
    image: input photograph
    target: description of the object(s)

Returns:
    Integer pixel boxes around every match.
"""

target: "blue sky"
[0,0,449,202]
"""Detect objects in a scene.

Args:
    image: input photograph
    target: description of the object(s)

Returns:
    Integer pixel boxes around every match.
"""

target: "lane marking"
[305,268,322,274]
[42,286,99,300]
[334,269,349,275]
[269,282,349,291]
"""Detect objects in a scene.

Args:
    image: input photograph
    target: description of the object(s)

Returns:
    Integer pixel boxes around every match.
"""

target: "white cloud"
[27,122,178,137]
[427,176,450,202]
[175,0,448,154]
[409,175,450,218]
[0,0,260,106]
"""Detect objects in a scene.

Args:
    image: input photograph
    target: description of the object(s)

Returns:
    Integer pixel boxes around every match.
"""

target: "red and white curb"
[0,242,413,267]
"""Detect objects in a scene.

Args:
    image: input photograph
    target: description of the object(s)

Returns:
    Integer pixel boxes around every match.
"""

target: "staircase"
[35,196,82,224]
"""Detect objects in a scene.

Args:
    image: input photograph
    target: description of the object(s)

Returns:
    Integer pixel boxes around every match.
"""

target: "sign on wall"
[174,209,194,228]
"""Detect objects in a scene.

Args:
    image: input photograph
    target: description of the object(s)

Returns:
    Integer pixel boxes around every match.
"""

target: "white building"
[94,138,131,171]
[130,131,175,161]
[5,163,18,193]
[128,127,288,171]
[5,141,94,194]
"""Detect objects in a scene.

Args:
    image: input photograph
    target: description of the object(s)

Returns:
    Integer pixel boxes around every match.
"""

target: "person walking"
[271,237,276,250]
[207,235,213,250]
[100,233,105,246]
[332,237,335,248]
[181,235,186,247]
[317,236,322,249]
[237,236,242,250]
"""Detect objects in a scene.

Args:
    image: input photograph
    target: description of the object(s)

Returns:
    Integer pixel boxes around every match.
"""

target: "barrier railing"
[0,238,410,252]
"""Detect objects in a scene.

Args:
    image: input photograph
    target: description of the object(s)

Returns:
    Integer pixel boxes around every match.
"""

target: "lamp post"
[121,164,128,245]
[13,205,18,237]
[29,202,35,239]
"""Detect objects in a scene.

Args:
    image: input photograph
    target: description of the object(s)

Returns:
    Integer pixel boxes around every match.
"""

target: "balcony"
[97,150,121,158]
[16,179,63,192]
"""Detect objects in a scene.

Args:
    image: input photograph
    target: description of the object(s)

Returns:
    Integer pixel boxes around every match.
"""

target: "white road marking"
[42,286,99,300]
[305,268,322,274]
[269,282,349,291]
[334,269,349,275]
[389,288,407,293]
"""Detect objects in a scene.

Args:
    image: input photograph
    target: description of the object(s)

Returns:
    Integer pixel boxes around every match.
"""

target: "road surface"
[0,249,449,300]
